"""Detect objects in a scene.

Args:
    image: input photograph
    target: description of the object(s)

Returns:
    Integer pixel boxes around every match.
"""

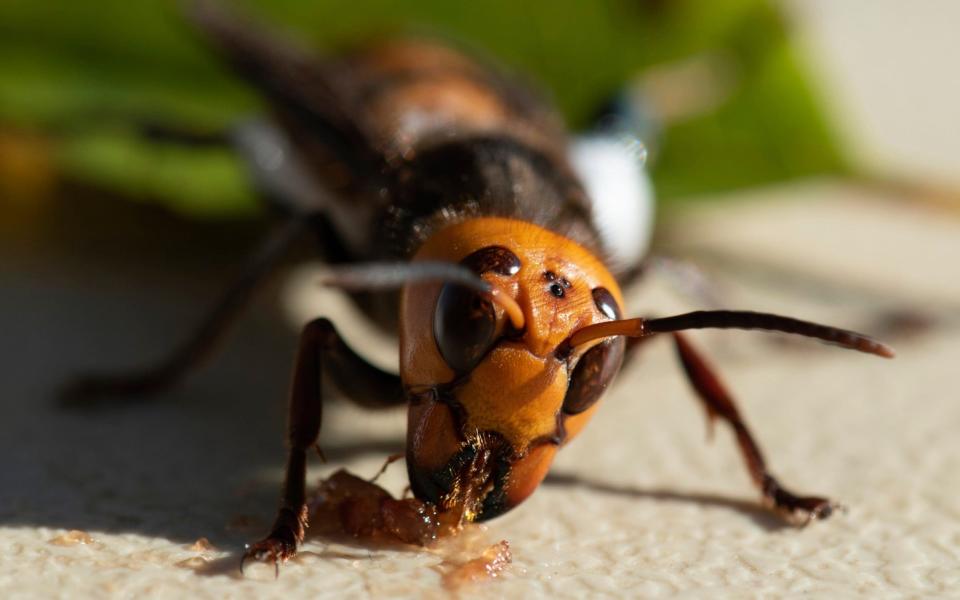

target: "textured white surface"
[1,181,958,598]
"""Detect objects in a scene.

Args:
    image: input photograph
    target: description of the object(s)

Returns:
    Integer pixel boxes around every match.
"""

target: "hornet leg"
[672,332,837,524]
[242,317,405,572]
[60,217,308,406]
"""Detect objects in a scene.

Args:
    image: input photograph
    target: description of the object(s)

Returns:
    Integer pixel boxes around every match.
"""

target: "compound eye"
[433,283,497,374]
[562,337,625,415]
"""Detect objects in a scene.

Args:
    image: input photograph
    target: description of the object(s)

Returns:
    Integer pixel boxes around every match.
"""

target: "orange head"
[400,217,626,521]
[390,215,895,523]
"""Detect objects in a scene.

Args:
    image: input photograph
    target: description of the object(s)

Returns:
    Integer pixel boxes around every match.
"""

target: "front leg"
[242,318,405,572]
[672,332,838,524]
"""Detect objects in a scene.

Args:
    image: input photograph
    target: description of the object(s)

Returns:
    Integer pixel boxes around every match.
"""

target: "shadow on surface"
[0,190,404,555]
[545,471,794,532]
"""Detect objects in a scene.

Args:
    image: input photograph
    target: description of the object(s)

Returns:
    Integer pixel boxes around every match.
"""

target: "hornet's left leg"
[242,318,406,573]
[60,217,309,406]
[672,332,837,524]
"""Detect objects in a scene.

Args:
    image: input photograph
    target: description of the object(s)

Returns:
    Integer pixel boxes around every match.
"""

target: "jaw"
[407,428,563,523]
[406,382,566,523]
[407,430,515,523]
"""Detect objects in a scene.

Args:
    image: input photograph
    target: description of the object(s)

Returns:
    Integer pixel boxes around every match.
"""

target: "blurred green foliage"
[0,0,846,217]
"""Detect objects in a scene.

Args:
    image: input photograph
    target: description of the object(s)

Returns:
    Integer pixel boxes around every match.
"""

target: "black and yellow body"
[67,2,894,572]
[191,2,640,524]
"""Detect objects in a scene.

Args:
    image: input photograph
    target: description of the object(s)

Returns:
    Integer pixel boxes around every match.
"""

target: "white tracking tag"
[569,135,655,272]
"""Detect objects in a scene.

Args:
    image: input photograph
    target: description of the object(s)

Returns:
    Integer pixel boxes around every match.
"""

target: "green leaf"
[0,0,847,216]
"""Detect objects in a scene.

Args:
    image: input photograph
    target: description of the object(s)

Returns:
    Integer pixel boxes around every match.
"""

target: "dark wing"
[187,1,574,176]
[186,0,386,187]
[186,1,593,264]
